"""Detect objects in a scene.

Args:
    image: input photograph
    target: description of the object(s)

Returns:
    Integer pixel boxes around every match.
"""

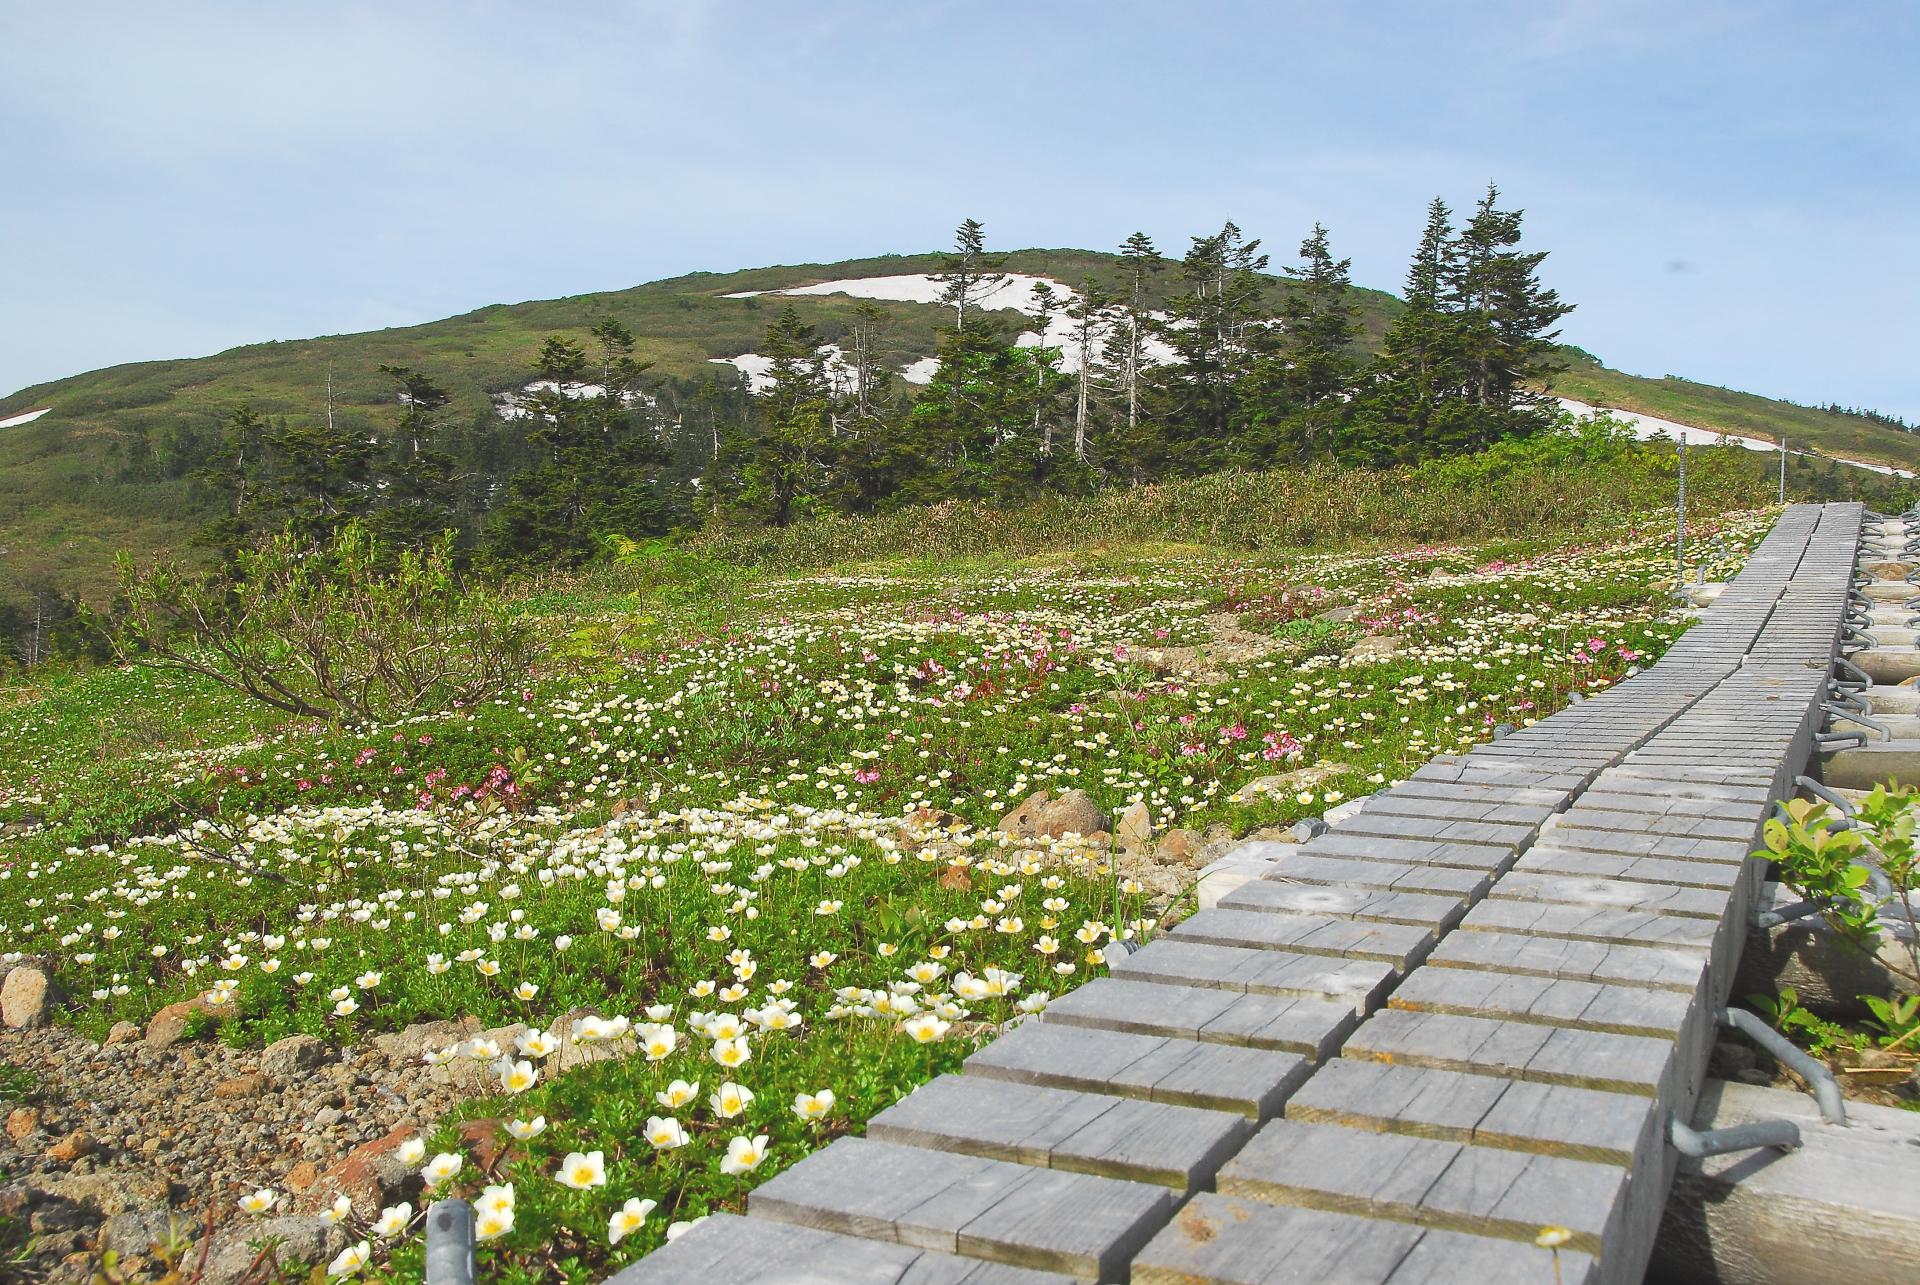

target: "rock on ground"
[2,967,60,1029]
[997,788,1109,840]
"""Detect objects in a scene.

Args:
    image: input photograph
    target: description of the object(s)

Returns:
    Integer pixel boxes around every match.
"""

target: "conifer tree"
[1449,184,1572,443]
[1270,222,1362,460]
[931,218,1008,332]
[1025,281,1062,455]
[1151,222,1271,473]
[374,364,459,546]
[1353,198,1464,461]
[1111,232,1163,436]
[1063,277,1110,462]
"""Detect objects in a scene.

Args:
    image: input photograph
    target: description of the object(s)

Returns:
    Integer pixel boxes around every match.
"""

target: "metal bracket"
[1719,1007,1847,1125]
[1795,775,1857,817]
[1823,703,1893,741]
[1670,1115,1802,1158]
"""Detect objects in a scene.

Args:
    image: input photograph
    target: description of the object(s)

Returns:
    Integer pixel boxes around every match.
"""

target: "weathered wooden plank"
[1038,976,1357,1059]
[1458,900,1719,951]
[1285,1059,1658,1165]
[1218,879,1466,930]
[963,1019,1311,1118]
[1305,832,1519,870]
[1428,928,1708,992]
[1330,812,1540,850]
[1488,870,1732,919]
[865,1073,1250,1190]
[1169,907,1435,971]
[604,1212,1080,1285]
[1130,1193,1598,1285]
[1218,1120,1624,1253]
[1260,854,1493,899]
[1109,939,1396,1012]
[1515,846,1746,890]
[1387,967,1693,1037]
[1343,1008,1675,1096]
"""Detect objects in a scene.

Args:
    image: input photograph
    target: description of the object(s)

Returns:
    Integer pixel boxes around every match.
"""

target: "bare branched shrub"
[108,522,532,723]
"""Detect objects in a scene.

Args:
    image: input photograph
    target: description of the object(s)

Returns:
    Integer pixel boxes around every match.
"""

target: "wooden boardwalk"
[612,504,1862,1285]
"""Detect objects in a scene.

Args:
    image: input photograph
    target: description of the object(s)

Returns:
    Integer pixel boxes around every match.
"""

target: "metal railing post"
[425,1199,477,1285]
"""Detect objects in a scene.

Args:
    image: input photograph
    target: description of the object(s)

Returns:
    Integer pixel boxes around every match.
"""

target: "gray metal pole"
[425,1199,477,1285]
[1676,436,1688,584]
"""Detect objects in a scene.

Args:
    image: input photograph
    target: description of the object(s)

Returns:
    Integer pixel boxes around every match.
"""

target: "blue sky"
[3,1,1916,417]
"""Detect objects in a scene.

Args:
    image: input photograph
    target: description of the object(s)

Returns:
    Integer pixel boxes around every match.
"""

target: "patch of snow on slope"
[723,272,1205,381]
[1558,398,1913,478]
[899,356,942,386]
[494,381,652,420]
[736,272,1069,313]
[0,407,52,429]
[710,345,861,395]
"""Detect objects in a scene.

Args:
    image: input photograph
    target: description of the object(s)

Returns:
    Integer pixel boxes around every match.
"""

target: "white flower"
[507,1116,547,1140]
[720,1134,769,1175]
[655,1079,699,1110]
[321,1194,353,1225]
[556,1150,607,1190]
[238,1188,278,1215]
[475,1183,515,1219]
[372,1202,412,1238]
[710,1036,751,1068]
[475,1203,514,1242]
[709,1081,754,1118]
[517,1028,559,1058]
[327,1242,372,1277]
[421,1152,463,1187]
[495,1057,538,1094]
[665,1216,706,1242]
[638,1023,678,1061]
[396,1137,427,1166]
[644,1116,690,1150]
[903,1013,951,1044]
[608,1196,658,1245]
[792,1089,836,1121]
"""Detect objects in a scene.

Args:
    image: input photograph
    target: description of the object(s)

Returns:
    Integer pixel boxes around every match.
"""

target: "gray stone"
[258,1033,326,1085]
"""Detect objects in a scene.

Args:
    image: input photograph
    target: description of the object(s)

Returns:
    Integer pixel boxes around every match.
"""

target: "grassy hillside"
[1547,359,1916,465]
[1,248,1911,606]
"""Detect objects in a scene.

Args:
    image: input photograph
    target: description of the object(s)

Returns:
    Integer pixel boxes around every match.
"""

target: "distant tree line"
[3,185,1587,665]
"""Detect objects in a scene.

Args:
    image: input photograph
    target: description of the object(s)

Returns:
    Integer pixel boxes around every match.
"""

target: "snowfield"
[0,407,52,429]
[1557,398,1913,478]
[720,272,1177,379]
[493,381,653,420]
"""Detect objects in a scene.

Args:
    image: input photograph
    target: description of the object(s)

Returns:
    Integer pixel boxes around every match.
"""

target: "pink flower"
[853,768,880,785]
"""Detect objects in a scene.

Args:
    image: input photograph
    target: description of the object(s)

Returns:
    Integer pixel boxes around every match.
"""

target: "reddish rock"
[316,1124,421,1217]
[938,863,973,892]
[457,1118,507,1171]
[284,1160,320,1193]
[104,1021,141,1045]
[144,996,232,1049]
[46,1131,94,1163]
[5,1107,40,1142]
[1159,828,1202,864]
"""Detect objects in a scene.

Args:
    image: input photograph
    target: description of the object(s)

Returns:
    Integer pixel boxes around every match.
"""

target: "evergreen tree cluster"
[178,185,1572,572]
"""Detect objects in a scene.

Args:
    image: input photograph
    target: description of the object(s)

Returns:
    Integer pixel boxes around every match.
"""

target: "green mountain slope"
[1,249,1911,605]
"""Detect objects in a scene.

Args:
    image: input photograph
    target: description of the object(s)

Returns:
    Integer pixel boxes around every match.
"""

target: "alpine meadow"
[3,5,1918,1285]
